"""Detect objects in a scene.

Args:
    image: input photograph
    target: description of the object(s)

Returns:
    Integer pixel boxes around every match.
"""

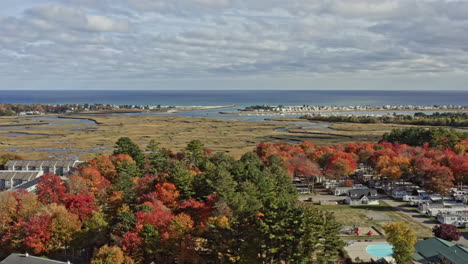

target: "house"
[4,160,82,176]
[332,185,368,196]
[344,189,379,205]
[438,213,468,227]
[413,237,468,264]
[11,177,41,193]
[425,204,468,217]
[1,253,71,264]
[332,187,353,196]
[403,189,429,203]
[294,184,311,194]
[391,189,409,199]
[0,171,43,191]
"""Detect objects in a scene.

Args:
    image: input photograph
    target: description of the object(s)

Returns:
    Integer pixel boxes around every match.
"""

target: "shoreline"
[220,108,468,115]
[68,105,236,115]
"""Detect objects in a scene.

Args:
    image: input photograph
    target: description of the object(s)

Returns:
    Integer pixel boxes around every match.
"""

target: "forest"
[0,126,467,263]
[0,138,342,264]
[301,112,468,127]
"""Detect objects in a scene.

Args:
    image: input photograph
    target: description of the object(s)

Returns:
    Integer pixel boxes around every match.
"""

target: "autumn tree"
[0,153,24,169]
[114,137,145,169]
[36,173,68,204]
[65,194,98,221]
[92,245,126,264]
[383,222,417,264]
[87,155,118,181]
[449,155,468,187]
[155,182,180,209]
[424,165,455,197]
[0,192,18,232]
[286,153,321,180]
[324,152,357,179]
[433,224,461,241]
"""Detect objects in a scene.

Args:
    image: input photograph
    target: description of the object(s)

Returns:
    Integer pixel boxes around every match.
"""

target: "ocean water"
[0,90,467,107]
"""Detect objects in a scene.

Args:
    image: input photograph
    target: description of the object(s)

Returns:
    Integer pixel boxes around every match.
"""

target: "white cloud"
[27,4,129,32]
[0,0,467,89]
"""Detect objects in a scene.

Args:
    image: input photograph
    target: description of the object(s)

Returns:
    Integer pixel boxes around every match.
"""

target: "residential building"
[0,171,43,191]
[422,203,468,217]
[4,160,82,177]
[332,185,368,196]
[344,189,379,205]
[1,253,71,264]
[438,213,468,227]
[413,237,468,264]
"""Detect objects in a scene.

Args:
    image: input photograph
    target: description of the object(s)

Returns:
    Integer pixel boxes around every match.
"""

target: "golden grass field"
[0,114,462,160]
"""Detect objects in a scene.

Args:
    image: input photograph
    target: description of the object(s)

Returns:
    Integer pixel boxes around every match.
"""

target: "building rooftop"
[0,171,41,181]
[347,189,378,199]
[414,237,468,264]
[11,177,41,191]
[0,254,70,264]
[4,160,82,169]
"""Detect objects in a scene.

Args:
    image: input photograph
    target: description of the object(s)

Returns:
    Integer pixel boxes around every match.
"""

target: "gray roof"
[347,189,378,199]
[4,160,82,169]
[11,177,40,191]
[1,254,69,264]
[0,171,41,181]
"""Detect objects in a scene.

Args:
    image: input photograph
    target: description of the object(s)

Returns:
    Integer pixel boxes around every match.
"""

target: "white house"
[344,189,379,205]
[332,187,352,196]
[425,204,468,217]
[438,213,468,227]
[332,185,368,196]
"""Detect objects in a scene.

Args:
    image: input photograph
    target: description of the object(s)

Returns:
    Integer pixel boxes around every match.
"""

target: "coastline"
[65,105,236,115]
[220,108,468,115]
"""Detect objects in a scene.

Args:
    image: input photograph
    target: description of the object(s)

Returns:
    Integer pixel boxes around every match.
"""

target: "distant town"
[227,104,468,115]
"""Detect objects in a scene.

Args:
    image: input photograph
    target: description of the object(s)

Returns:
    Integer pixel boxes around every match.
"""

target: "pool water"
[366,244,394,257]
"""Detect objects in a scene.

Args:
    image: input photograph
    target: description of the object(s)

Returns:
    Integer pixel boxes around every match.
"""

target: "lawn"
[311,202,433,239]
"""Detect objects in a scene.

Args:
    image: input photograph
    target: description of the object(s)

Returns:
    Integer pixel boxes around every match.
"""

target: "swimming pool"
[366,244,394,258]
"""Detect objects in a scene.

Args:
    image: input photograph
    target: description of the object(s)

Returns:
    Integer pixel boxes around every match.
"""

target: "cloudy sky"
[1,0,468,90]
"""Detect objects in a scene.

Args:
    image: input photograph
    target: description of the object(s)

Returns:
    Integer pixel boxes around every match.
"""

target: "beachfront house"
[0,171,43,191]
[4,160,82,176]
[413,237,468,264]
[438,213,468,227]
[344,189,379,205]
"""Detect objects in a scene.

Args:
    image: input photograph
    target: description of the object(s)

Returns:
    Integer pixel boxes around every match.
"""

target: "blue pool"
[366,244,394,257]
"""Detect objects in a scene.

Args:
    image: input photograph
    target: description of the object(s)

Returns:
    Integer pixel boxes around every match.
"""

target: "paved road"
[381,197,468,247]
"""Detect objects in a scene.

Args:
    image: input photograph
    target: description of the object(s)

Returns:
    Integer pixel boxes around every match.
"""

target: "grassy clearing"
[311,203,432,239]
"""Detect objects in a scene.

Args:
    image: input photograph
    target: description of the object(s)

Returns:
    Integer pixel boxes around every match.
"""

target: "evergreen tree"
[145,140,169,174]
[185,140,205,166]
[114,137,145,169]
[168,161,194,199]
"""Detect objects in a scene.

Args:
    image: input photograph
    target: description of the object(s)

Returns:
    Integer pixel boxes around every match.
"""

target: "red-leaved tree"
[433,224,461,241]
[36,173,67,204]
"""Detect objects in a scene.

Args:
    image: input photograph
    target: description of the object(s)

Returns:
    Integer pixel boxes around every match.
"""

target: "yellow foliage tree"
[383,222,417,264]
